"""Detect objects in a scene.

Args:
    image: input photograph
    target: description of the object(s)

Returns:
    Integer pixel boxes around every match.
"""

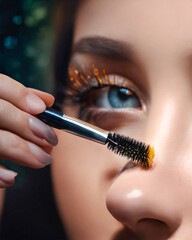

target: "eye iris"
[108,86,141,108]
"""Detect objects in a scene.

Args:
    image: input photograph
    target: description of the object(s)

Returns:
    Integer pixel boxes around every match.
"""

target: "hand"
[0,74,58,188]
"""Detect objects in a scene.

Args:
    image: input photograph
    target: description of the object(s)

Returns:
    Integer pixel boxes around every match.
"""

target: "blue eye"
[93,86,141,109]
[108,87,141,108]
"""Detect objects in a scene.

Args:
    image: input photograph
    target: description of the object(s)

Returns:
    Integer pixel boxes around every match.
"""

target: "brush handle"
[37,107,108,144]
[37,108,64,129]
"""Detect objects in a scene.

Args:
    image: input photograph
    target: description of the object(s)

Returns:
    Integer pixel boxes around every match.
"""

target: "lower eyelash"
[80,107,143,130]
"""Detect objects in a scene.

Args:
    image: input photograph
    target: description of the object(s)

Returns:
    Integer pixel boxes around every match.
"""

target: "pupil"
[108,86,141,109]
[118,88,130,100]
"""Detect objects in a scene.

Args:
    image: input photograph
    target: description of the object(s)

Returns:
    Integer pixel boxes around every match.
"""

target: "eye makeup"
[67,64,141,99]
[41,61,154,167]
[64,64,147,129]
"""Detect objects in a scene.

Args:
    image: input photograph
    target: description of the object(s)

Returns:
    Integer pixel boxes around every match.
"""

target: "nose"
[106,169,181,240]
[105,77,192,239]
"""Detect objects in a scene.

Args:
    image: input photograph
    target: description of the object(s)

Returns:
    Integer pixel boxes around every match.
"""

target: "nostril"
[137,218,171,240]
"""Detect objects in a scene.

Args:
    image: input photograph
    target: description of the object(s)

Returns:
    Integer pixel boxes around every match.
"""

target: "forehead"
[74,0,192,56]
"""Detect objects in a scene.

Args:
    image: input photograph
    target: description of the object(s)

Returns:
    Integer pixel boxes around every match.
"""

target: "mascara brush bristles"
[107,132,155,168]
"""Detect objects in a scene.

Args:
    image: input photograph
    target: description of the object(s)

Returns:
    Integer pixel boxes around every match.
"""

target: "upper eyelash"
[66,64,109,97]
[65,64,139,103]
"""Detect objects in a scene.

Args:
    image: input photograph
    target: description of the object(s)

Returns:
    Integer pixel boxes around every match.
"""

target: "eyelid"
[66,66,148,112]
[84,74,147,113]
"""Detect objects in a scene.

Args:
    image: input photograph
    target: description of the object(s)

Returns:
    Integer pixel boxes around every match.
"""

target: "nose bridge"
[147,78,191,164]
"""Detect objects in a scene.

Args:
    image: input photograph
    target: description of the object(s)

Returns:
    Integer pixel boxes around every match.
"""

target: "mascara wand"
[37,107,155,168]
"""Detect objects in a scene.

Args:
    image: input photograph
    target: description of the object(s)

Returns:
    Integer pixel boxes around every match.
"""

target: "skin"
[0,75,57,188]
[0,78,58,222]
[51,0,192,239]
[1,0,192,239]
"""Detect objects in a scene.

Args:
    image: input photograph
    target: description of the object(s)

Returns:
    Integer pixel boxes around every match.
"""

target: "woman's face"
[52,0,192,239]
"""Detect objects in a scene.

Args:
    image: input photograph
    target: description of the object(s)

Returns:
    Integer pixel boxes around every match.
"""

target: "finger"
[0,179,15,188]
[0,130,53,168]
[0,165,17,188]
[41,145,53,154]
[28,88,55,107]
[0,74,46,114]
[0,99,58,147]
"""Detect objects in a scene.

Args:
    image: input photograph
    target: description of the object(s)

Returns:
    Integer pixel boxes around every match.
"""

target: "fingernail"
[0,167,18,183]
[26,93,46,114]
[28,143,53,166]
[29,117,58,146]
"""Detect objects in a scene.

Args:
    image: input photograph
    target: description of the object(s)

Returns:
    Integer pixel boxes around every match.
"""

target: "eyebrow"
[72,37,136,62]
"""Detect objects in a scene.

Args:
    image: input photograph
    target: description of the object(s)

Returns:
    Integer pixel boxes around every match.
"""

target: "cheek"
[51,130,125,238]
[51,108,148,239]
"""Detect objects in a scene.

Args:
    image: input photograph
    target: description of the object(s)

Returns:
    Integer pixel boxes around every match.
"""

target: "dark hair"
[53,0,80,110]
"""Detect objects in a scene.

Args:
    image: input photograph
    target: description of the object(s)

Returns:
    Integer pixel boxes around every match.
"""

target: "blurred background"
[0,1,67,239]
[0,0,57,179]
[0,0,56,91]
